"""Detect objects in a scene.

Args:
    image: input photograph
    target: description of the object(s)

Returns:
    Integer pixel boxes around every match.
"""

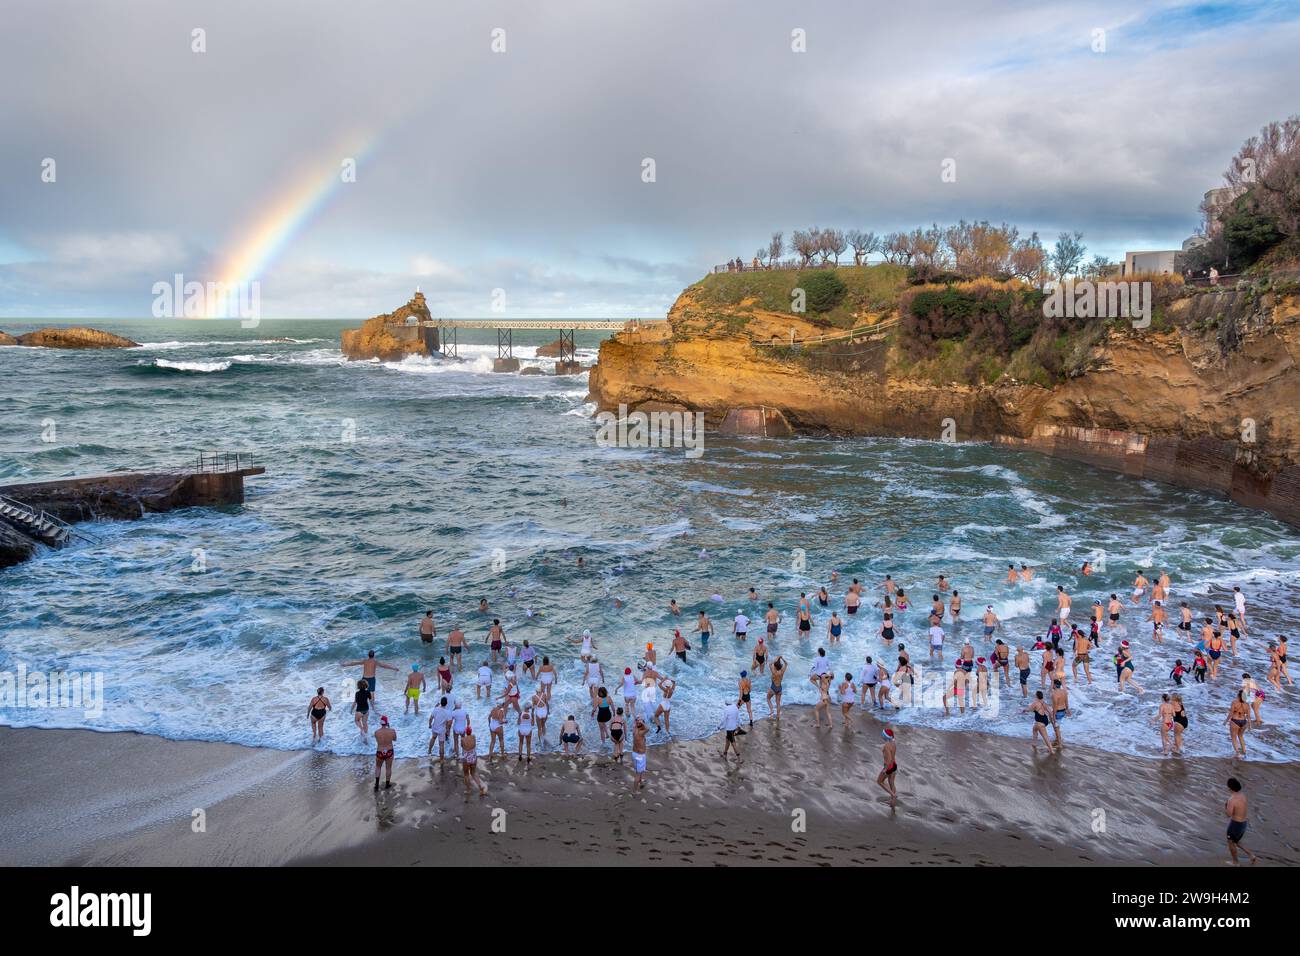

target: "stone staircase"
[0,494,73,548]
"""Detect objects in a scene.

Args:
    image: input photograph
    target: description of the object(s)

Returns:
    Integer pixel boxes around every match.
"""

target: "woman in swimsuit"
[838,673,857,728]
[827,612,843,645]
[500,668,522,714]
[517,703,534,762]
[817,586,830,607]
[1241,673,1265,727]
[878,613,895,646]
[308,686,331,742]
[1226,692,1251,757]
[1207,634,1225,680]
[520,640,537,678]
[1277,636,1292,685]
[895,590,909,612]
[351,679,371,736]
[537,656,556,700]
[532,692,550,749]
[797,607,813,638]
[752,638,768,675]
[461,723,487,796]
[1157,694,1176,755]
[1025,691,1056,755]
[1170,694,1188,754]
[766,656,786,719]
[594,688,613,743]
[608,707,626,761]
[437,658,453,693]
[812,673,833,729]
[487,702,507,757]
[738,671,753,725]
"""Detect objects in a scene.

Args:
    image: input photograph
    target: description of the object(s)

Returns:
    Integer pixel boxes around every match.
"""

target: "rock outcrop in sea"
[340,291,435,361]
[0,327,141,349]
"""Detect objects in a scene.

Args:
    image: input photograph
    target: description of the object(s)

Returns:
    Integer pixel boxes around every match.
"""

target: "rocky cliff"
[1,327,140,349]
[589,275,1300,526]
[340,291,434,361]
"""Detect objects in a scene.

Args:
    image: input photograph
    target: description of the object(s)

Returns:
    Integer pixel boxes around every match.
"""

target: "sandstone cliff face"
[588,282,1300,525]
[340,291,435,361]
[3,327,140,349]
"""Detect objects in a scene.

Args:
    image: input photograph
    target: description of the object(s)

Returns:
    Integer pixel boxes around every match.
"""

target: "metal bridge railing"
[196,452,255,474]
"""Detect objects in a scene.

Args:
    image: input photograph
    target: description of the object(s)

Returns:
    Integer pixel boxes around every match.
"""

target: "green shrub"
[798,271,848,313]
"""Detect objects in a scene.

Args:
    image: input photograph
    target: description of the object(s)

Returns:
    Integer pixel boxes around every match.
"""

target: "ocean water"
[2,319,1298,762]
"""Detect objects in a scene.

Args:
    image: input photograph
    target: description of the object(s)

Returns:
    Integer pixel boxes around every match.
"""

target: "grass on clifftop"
[688,263,908,329]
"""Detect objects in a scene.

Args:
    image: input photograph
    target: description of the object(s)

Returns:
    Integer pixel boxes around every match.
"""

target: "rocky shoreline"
[587,276,1300,528]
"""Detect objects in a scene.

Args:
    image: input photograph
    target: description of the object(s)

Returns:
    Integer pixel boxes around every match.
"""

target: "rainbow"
[204,133,375,316]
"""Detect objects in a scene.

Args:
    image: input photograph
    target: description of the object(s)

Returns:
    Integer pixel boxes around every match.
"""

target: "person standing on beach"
[373,716,396,791]
[419,610,436,645]
[308,687,331,742]
[720,698,743,760]
[631,717,648,790]
[1224,777,1257,865]
[838,673,858,728]
[738,670,754,725]
[877,728,898,807]
[427,696,451,759]
[446,625,466,671]
[461,722,487,796]
[342,650,399,702]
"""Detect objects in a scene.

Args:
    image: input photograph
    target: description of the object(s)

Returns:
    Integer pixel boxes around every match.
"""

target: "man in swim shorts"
[1224,777,1257,865]
[877,727,898,807]
[404,663,426,715]
[419,610,436,644]
[373,715,397,791]
[342,650,400,702]
[446,625,466,671]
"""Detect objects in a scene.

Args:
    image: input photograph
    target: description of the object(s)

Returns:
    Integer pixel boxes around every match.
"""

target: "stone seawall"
[996,425,1300,527]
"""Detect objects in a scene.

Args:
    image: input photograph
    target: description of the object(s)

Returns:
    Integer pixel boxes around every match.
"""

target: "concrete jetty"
[0,454,264,569]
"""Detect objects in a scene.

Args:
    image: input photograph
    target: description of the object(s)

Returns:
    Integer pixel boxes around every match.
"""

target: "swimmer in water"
[766,655,786,719]
[445,625,467,671]
[752,637,768,675]
[1226,692,1251,757]
[827,611,843,645]
[671,629,690,663]
[738,670,753,726]
[693,611,712,649]
[308,687,331,742]
[404,663,426,715]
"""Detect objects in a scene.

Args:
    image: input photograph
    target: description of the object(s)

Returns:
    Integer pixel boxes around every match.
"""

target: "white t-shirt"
[477,665,492,685]
[1235,592,1246,614]
[721,703,740,731]
[858,662,879,685]
[929,625,945,646]
[622,674,638,697]
[429,706,450,736]
[450,707,469,733]
[734,614,750,633]
[811,655,831,676]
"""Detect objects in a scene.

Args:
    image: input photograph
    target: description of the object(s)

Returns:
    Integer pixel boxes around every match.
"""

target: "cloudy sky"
[1,0,1297,319]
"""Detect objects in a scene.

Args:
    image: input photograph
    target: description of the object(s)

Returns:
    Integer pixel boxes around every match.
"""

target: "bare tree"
[823,228,848,265]
[1009,232,1048,288]
[882,231,913,265]
[768,231,784,268]
[846,229,881,266]
[791,229,819,267]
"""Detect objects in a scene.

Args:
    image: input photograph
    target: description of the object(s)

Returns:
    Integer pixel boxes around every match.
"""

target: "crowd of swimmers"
[304,558,1283,860]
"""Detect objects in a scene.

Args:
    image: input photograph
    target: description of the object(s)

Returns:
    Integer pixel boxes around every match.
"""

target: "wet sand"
[1,709,1295,866]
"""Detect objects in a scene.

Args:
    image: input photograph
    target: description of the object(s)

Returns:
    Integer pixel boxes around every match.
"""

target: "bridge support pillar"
[493,328,519,372]
[555,328,581,374]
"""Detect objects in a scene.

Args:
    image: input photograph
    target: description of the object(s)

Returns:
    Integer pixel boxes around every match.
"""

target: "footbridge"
[406,317,667,372]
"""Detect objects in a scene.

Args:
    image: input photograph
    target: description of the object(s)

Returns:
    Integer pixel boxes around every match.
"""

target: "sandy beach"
[2,707,1295,867]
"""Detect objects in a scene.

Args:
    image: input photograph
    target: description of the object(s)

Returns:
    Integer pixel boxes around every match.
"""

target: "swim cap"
[380,715,389,725]
[977,657,985,663]
[646,643,653,650]
[881,728,894,739]
[412,663,420,671]
[625,667,632,675]
[740,670,748,677]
